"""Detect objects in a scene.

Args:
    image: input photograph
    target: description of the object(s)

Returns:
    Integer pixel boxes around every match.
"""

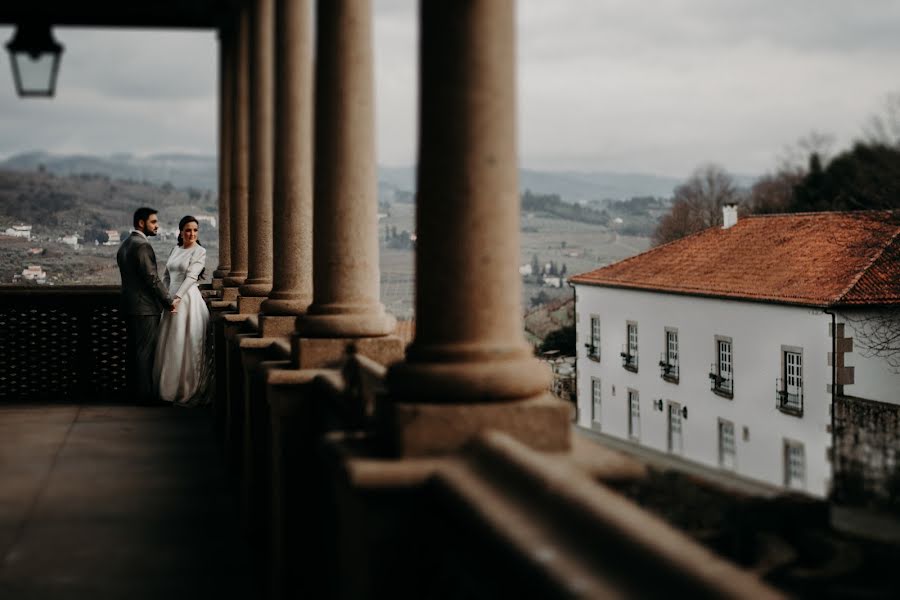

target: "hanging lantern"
[6,23,64,98]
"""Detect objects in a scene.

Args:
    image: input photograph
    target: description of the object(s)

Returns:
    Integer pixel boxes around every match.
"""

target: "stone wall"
[832,395,900,509]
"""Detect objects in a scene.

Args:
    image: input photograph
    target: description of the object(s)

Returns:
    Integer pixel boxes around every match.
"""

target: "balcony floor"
[0,404,251,599]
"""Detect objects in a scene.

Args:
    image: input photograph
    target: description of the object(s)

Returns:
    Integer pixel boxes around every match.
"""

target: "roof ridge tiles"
[570,210,900,307]
[833,223,900,307]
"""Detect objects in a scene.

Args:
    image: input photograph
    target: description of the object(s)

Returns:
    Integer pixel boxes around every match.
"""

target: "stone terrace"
[0,404,251,599]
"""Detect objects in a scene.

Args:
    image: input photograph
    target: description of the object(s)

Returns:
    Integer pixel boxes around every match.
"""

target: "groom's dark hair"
[133,207,158,228]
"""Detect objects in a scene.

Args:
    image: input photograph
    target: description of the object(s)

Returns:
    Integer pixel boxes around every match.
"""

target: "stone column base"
[291,335,405,369]
[222,286,240,301]
[266,367,339,600]
[259,314,298,338]
[210,300,237,312]
[224,313,256,333]
[212,277,225,290]
[223,314,259,467]
[384,393,572,457]
[238,295,266,315]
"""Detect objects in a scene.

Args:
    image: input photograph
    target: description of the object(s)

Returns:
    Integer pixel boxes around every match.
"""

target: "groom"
[117,207,173,405]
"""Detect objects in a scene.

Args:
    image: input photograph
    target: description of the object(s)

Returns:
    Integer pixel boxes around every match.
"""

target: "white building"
[542,275,563,288]
[5,224,32,240]
[571,209,900,498]
[60,234,79,248]
[21,265,48,284]
[104,230,121,245]
[195,214,217,228]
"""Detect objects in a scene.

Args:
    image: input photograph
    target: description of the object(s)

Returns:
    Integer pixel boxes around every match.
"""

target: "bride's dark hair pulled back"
[176,215,205,280]
[177,215,202,247]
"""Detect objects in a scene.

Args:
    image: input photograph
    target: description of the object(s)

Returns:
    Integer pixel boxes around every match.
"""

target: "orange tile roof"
[569,211,900,308]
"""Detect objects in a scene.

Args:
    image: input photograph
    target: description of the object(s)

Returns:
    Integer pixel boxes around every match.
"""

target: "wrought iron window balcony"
[709,363,733,398]
[659,353,679,382]
[776,378,803,416]
[584,342,600,361]
[621,345,638,372]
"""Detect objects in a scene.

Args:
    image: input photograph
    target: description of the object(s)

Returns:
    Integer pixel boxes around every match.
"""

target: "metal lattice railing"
[0,285,126,403]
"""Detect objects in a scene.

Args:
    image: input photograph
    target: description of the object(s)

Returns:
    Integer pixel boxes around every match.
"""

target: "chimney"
[722,203,738,229]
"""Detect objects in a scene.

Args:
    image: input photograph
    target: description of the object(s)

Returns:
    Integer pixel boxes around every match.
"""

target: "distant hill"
[0,168,217,237]
[2,152,758,204]
[1,152,217,192]
[376,166,690,203]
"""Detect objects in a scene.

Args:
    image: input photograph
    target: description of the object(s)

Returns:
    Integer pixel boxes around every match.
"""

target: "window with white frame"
[628,389,640,440]
[784,439,805,490]
[777,348,803,415]
[710,337,733,396]
[588,316,601,360]
[660,328,679,381]
[667,402,682,454]
[718,419,736,469]
[622,321,638,371]
[591,378,602,427]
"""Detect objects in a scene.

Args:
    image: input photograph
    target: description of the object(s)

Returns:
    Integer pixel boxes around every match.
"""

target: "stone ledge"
[210,300,237,312]
[292,334,404,369]
[237,295,266,315]
[259,314,298,338]
[384,393,572,457]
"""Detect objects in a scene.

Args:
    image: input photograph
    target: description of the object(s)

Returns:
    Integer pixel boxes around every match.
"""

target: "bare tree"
[652,164,742,246]
[777,130,836,173]
[863,92,900,148]
[746,170,802,214]
[841,310,900,373]
[745,132,834,215]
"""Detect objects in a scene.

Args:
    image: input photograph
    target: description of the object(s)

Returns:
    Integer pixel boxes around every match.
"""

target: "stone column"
[213,26,233,281]
[223,2,250,294]
[296,0,395,340]
[259,0,313,337]
[238,0,275,313]
[386,0,568,454]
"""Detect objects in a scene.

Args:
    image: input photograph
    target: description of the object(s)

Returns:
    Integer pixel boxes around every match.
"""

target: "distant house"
[60,234,79,248]
[542,275,563,288]
[5,224,32,240]
[20,265,48,284]
[104,230,121,245]
[540,351,576,407]
[519,264,533,276]
[570,208,900,499]
[194,215,217,228]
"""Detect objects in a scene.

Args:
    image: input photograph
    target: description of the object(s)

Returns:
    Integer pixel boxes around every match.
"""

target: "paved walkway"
[0,404,252,599]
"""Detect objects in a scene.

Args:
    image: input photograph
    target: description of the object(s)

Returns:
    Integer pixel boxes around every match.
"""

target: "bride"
[154,215,211,405]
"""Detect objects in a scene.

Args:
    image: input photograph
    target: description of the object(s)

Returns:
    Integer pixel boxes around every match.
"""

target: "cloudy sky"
[1,0,898,178]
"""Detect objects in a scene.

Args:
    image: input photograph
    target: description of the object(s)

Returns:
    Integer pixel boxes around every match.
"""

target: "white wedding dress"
[153,244,211,405]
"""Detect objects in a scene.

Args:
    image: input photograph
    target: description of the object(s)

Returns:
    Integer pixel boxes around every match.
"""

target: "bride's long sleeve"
[175,246,206,299]
[163,246,174,298]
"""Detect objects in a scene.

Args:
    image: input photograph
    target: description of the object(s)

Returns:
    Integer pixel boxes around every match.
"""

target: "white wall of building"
[574,284,835,497]
[840,310,900,406]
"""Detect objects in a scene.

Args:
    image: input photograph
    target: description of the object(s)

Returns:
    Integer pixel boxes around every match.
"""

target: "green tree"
[540,326,576,355]
[792,144,900,211]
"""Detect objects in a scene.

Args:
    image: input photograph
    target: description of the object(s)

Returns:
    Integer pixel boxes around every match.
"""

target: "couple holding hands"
[116,207,211,406]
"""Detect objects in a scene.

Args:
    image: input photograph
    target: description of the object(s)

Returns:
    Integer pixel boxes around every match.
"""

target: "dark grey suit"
[116,232,171,404]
